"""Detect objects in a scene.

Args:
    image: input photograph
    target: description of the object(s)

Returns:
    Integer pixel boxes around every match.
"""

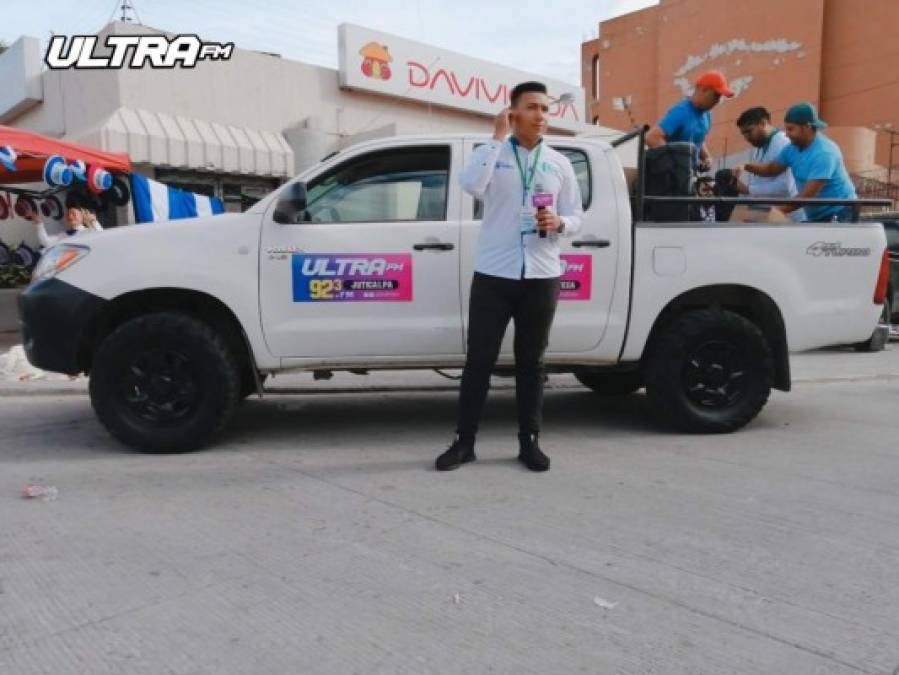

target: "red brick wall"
[587,6,660,132]
[820,0,899,171]
[586,0,832,163]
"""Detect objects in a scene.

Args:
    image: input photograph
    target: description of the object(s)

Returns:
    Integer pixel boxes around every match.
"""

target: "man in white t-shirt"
[23,197,103,248]
[735,106,802,221]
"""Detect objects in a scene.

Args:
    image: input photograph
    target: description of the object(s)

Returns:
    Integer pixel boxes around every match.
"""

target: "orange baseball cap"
[694,70,734,97]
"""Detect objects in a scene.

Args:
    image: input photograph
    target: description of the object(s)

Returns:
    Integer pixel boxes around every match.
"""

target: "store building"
[0,20,591,222]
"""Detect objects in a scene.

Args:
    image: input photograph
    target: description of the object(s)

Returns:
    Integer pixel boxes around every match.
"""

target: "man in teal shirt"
[738,103,857,222]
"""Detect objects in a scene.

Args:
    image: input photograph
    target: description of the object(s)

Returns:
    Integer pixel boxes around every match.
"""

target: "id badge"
[519,207,537,235]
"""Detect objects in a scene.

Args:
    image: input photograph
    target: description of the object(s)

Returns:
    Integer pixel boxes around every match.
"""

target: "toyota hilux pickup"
[18,132,892,452]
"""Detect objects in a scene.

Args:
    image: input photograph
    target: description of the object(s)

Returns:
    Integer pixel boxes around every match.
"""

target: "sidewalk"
[0,330,19,352]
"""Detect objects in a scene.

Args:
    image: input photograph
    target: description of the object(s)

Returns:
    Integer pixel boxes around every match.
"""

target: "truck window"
[302,146,450,223]
[473,146,591,220]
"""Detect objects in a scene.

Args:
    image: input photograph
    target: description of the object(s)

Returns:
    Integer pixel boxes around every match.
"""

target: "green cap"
[784,102,827,129]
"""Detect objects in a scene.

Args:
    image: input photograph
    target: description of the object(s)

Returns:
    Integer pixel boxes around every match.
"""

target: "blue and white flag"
[131,174,225,223]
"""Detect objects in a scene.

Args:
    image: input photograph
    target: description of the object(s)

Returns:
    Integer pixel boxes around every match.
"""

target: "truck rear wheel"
[853,296,891,352]
[89,312,240,452]
[574,371,643,396]
[644,309,772,433]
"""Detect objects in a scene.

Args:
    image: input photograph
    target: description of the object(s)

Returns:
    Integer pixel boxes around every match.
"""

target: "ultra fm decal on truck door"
[292,254,413,302]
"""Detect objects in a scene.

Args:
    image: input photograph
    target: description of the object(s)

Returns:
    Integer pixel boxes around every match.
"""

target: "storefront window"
[155,170,279,213]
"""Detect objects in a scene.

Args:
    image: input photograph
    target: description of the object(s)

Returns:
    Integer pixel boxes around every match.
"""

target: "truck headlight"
[32,244,90,282]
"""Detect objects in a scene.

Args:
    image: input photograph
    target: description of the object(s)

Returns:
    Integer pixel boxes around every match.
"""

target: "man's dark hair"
[510,81,548,106]
[64,193,84,210]
[65,185,101,212]
[736,107,771,127]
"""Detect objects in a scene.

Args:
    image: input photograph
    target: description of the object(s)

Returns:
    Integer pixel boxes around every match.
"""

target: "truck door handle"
[572,239,610,248]
[413,242,455,251]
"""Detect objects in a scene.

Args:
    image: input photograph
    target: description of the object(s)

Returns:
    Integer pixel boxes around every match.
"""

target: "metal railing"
[852,173,899,207]
[641,196,893,223]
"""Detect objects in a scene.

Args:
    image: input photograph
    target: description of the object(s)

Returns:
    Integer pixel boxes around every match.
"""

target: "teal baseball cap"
[784,102,828,128]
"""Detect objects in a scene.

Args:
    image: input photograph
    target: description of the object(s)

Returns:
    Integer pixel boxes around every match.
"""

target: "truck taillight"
[874,249,890,304]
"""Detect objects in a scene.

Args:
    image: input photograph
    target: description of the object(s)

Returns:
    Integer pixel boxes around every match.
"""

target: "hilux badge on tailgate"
[806,242,871,258]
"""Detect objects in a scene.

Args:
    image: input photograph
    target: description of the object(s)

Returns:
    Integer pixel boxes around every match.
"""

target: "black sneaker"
[435,437,476,471]
[518,433,550,472]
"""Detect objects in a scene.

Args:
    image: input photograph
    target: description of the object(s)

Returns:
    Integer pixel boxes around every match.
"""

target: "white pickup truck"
[18,132,891,452]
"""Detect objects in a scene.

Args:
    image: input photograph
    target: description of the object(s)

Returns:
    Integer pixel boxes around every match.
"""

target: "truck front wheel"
[644,309,772,433]
[89,312,241,452]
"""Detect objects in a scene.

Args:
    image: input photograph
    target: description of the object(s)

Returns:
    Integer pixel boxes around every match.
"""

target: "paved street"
[2,347,899,674]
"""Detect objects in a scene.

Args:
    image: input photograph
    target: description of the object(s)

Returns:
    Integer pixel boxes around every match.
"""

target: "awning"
[0,125,131,185]
[72,107,294,178]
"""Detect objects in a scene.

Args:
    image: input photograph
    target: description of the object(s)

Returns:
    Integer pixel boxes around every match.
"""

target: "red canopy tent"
[0,125,131,186]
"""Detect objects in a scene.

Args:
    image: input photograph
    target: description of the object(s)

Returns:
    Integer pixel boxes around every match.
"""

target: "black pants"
[456,272,561,437]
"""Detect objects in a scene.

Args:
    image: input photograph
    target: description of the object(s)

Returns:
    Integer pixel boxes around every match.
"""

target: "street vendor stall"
[0,125,225,289]
[0,125,132,186]
[0,125,133,287]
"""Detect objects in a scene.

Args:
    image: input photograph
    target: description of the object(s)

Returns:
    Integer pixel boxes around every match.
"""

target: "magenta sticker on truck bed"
[560,254,592,301]
[292,254,413,302]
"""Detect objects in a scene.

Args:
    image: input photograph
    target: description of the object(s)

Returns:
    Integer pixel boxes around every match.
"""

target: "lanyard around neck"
[510,137,543,206]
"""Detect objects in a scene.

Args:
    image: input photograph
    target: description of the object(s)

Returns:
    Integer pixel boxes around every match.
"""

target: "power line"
[820,79,899,105]
[349,55,444,137]
[106,0,120,25]
[174,0,339,65]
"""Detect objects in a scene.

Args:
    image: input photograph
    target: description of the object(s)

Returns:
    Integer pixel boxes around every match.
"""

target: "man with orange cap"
[645,70,734,172]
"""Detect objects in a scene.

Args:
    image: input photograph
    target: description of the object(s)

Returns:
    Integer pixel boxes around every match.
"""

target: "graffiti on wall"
[672,38,805,98]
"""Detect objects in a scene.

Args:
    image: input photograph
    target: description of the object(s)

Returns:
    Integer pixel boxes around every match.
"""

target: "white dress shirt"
[460,137,583,280]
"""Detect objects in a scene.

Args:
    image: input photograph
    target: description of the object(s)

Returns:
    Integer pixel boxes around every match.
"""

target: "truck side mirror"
[272,182,308,224]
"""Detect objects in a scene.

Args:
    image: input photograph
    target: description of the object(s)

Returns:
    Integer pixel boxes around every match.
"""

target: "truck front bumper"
[18,278,106,375]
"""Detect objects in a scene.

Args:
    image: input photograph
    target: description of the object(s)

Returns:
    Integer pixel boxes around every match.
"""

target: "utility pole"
[119,0,136,23]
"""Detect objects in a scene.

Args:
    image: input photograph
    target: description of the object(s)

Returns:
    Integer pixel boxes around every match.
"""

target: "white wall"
[104,22,509,163]
[0,36,43,124]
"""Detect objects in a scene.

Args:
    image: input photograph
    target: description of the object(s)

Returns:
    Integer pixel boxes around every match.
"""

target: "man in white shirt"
[735,106,802,220]
[435,81,583,473]
[24,196,103,248]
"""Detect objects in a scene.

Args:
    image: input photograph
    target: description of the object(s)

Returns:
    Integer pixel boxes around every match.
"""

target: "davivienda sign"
[338,23,586,133]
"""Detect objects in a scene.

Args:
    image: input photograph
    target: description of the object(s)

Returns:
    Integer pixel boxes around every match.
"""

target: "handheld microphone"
[532,183,553,239]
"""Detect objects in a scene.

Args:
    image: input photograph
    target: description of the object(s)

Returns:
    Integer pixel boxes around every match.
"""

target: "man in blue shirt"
[738,103,857,222]
[646,70,734,171]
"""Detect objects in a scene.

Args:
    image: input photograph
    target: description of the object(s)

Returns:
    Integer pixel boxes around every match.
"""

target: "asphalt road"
[2,347,899,674]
